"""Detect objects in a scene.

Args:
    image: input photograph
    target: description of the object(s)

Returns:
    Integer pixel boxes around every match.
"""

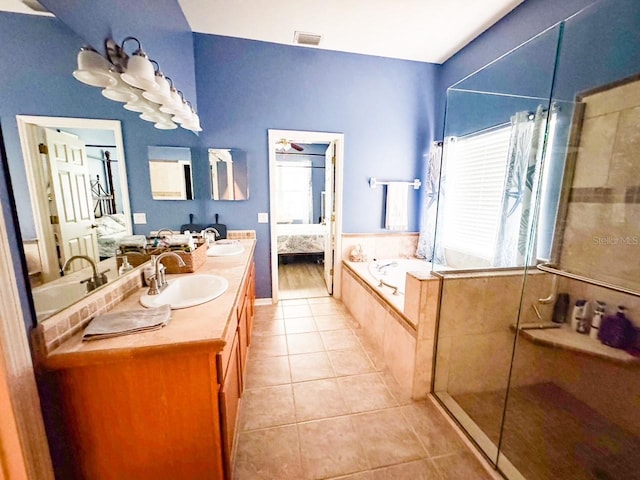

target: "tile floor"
[232,297,495,479]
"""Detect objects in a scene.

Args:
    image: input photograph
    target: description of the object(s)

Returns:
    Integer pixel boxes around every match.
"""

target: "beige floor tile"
[351,408,427,469]
[250,334,289,357]
[431,451,493,480]
[321,329,362,350]
[315,315,351,331]
[337,373,397,413]
[401,401,465,457]
[298,416,369,479]
[307,296,336,304]
[381,371,413,406]
[285,317,319,334]
[289,351,335,382]
[371,459,442,479]
[253,305,283,321]
[311,302,347,317]
[280,298,310,306]
[287,332,325,355]
[328,348,377,376]
[233,425,304,480]
[251,319,286,337]
[327,473,373,480]
[245,355,291,388]
[238,384,296,431]
[282,304,314,318]
[292,378,350,422]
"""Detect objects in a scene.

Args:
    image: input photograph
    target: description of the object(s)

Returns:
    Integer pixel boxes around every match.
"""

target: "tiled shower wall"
[560,77,640,288]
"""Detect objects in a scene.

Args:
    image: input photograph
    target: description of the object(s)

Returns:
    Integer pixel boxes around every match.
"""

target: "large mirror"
[209,148,249,200]
[15,115,134,322]
[148,146,194,200]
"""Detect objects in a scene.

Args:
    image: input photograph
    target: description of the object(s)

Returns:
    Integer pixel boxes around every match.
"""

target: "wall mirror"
[15,115,133,322]
[208,148,249,200]
[148,146,194,200]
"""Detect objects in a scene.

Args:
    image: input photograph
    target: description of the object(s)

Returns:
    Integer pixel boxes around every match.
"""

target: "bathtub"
[368,258,433,295]
[32,280,88,322]
[341,258,442,399]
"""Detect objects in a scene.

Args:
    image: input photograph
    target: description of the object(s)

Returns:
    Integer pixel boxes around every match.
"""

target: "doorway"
[268,130,344,303]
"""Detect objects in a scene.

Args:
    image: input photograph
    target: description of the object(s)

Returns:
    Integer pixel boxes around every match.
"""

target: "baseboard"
[254,298,274,306]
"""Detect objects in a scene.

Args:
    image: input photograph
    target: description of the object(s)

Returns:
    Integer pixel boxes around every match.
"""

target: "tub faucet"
[376,261,398,272]
[147,251,186,295]
[62,255,108,293]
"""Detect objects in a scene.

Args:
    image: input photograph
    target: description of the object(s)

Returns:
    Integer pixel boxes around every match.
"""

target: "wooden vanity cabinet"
[217,261,255,478]
[43,250,256,480]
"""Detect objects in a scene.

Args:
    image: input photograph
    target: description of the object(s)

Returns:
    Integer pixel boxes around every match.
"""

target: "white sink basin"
[206,241,245,257]
[139,274,229,309]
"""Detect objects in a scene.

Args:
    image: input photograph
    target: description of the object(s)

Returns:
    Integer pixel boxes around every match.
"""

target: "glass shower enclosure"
[431,1,640,479]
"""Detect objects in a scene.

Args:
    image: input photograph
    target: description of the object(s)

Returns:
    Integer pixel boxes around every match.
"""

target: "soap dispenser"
[118,255,133,275]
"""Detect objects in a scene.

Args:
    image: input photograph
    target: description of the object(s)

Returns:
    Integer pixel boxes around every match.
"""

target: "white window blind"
[276,160,313,223]
[442,126,511,261]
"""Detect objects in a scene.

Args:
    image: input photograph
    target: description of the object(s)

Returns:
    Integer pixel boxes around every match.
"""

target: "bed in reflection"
[276,223,326,262]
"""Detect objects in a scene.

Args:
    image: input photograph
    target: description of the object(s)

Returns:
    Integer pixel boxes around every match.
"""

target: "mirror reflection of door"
[276,141,335,299]
[43,128,99,272]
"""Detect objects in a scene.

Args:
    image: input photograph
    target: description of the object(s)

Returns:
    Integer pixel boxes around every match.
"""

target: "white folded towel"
[385,183,408,231]
[118,235,147,248]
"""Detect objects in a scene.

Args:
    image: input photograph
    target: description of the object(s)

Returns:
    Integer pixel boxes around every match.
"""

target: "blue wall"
[38,0,198,106]
[193,34,440,297]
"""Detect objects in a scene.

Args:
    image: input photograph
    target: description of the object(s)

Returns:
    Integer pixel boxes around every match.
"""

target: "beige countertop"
[44,239,255,370]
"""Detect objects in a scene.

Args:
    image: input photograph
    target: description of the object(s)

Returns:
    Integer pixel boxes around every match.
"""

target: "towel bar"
[369,177,421,189]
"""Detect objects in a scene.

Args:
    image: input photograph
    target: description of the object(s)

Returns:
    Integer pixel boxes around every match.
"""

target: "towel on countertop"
[385,182,408,231]
[82,304,171,341]
[118,235,148,248]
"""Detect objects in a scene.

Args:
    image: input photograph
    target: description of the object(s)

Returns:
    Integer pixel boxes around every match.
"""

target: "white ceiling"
[0,0,524,64]
[178,0,524,64]
[0,0,52,16]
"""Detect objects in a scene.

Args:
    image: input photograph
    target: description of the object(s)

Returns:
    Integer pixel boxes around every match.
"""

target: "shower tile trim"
[569,186,640,204]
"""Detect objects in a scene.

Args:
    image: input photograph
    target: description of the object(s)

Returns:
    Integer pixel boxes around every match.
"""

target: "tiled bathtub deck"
[232,298,495,480]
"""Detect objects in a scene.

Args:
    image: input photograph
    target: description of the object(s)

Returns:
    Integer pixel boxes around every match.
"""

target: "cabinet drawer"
[219,333,241,478]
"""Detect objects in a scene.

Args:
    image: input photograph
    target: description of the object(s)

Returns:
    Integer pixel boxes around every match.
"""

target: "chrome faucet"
[62,255,108,293]
[202,227,220,244]
[147,251,186,295]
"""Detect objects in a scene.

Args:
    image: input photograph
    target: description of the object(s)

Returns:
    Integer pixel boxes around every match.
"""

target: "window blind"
[442,126,511,261]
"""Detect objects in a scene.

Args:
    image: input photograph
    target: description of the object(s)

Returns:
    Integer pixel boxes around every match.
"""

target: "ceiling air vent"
[294,31,322,47]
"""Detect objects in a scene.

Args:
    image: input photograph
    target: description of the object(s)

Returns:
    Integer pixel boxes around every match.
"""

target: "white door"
[44,129,99,272]
[323,142,335,294]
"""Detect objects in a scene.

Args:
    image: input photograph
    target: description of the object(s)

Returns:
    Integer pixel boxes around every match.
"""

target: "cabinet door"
[219,334,241,479]
[246,262,255,345]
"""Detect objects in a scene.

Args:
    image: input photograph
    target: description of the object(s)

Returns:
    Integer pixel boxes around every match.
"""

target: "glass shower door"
[431,22,562,467]
[498,1,640,478]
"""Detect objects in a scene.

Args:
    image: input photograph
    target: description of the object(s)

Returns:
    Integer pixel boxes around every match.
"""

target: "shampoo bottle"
[589,301,606,340]
[598,305,636,349]
[571,299,587,331]
[552,293,570,324]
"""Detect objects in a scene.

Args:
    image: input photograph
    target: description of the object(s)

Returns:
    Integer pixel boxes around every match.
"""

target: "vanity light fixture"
[72,37,201,132]
[72,47,117,88]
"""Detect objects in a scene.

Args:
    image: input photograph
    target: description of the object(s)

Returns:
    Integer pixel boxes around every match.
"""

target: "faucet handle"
[147,275,160,295]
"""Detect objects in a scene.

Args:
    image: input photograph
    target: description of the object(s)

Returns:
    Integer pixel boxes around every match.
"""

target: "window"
[276,160,313,223]
[441,126,511,262]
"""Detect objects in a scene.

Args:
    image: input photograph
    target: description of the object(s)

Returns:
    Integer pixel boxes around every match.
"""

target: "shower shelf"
[516,324,639,364]
[536,263,640,298]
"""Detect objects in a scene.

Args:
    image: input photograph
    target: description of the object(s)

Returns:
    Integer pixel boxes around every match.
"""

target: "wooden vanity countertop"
[43,239,256,370]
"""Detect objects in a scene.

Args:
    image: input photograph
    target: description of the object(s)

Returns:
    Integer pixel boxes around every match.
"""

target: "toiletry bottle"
[589,301,606,340]
[571,299,587,331]
[552,293,570,323]
[598,305,635,349]
[118,256,133,275]
[143,255,158,286]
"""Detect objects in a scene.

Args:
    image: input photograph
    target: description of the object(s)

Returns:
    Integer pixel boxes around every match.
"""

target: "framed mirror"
[15,115,133,322]
[148,146,194,200]
[209,148,249,200]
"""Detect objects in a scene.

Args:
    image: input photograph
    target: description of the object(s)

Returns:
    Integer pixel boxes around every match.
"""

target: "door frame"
[16,116,130,282]
[267,129,344,304]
